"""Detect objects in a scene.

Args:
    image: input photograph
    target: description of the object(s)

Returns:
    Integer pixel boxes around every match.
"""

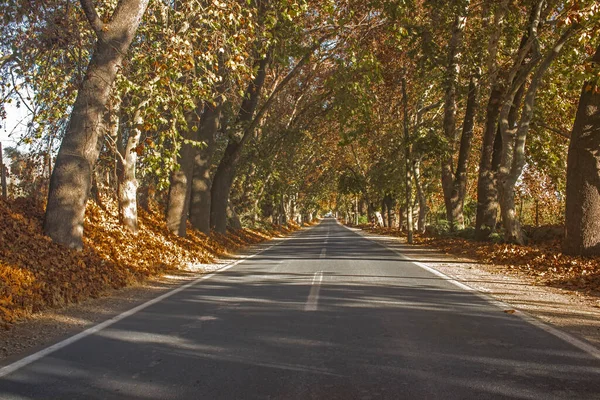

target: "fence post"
[0,142,7,199]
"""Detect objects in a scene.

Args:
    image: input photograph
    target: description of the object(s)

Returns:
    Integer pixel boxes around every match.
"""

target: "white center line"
[305,271,324,311]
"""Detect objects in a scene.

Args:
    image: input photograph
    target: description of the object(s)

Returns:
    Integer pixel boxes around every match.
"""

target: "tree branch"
[531,121,570,139]
[79,0,105,37]
[241,34,333,145]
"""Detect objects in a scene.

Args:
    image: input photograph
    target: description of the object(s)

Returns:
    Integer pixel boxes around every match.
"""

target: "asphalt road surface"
[1,219,600,399]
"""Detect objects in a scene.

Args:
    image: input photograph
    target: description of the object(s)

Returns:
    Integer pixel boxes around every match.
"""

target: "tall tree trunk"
[441,5,469,231]
[563,46,600,255]
[210,56,269,233]
[189,77,226,234]
[44,0,149,248]
[210,38,324,234]
[498,23,578,244]
[448,74,479,230]
[117,105,144,233]
[1,143,7,199]
[381,198,388,228]
[383,194,395,228]
[210,135,246,233]
[166,109,200,236]
[475,0,509,240]
[413,159,428,234]
[354,197,359,226]
[402,76,413,244]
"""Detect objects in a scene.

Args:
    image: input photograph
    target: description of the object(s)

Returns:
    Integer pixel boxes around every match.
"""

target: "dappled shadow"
[1,219,599,399]
[2,271,599,399]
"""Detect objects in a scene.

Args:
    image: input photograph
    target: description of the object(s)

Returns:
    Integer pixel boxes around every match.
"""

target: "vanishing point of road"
[1,219,599,399]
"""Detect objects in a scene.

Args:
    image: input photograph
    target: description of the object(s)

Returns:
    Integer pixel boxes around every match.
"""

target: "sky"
[1,101,29,151]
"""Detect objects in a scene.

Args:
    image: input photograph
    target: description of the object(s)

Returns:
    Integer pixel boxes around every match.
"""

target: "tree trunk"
[381,198,388,227]
[448,74,479,230]
[117,108,143,234]
[475,0,512,240]
[563,46,600,255]
[210,138,244,234]
[118,149,140,233]
[1,143,7,200]
[498,23,578,244]
[44,0,149,248]
[210,56,269,233]
[166,110,200,236]
[227,201,243,230]
[190,87,225,234]
[383,194,395,228]
[402,76,413,243]
[441,5,469,231]
[413,159,428,234]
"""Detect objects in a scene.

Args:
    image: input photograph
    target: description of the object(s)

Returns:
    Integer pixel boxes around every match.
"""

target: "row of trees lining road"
[0,0,599,255]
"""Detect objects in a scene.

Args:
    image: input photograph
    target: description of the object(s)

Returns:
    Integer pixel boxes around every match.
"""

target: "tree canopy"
[1,0,600,254]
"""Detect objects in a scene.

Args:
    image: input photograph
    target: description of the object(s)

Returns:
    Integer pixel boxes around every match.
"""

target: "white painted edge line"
[0,229,305,378]
[338,221,600,361]
[305,271,324,311]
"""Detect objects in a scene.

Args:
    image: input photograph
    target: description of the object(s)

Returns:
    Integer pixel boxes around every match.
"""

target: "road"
[1,219,599,399]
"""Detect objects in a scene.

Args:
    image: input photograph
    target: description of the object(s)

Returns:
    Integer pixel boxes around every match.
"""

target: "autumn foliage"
[0,198,298,327]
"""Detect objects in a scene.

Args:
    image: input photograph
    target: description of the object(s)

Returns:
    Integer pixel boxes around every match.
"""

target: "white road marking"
[339,220,600,361]
[0,232,302,378]
[305,271,324,311]
[320,248,326,258]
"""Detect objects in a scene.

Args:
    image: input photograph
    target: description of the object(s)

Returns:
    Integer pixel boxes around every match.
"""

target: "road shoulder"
[346,224,600,349]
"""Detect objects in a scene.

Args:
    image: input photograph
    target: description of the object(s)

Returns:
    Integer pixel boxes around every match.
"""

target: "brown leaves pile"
[361,226,600,299]
[0,198,298,327]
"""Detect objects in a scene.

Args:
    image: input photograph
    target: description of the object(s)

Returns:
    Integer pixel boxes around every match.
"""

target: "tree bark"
[476,0,538,240]
[563,46,600,255]
[189,101,223,234]
[448,74,479,230]
[0,142,7,199]
[498,23,578,244]
[402,76,413,243]
[210,55,269,233]
[166,109,201,237]
[383,194,395,228]
[44,0,149,248]
[117,105,145,233]
[413,159,428,234]
[441,5,469,231]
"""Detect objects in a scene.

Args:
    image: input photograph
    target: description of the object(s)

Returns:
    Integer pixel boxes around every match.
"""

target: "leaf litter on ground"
[0,197,302,327]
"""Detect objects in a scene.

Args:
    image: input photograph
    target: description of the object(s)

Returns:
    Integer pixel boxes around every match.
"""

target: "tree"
[44,0,150,248]
[497,2,581,244]
[440,1,470,231]
[563,44,600,256]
